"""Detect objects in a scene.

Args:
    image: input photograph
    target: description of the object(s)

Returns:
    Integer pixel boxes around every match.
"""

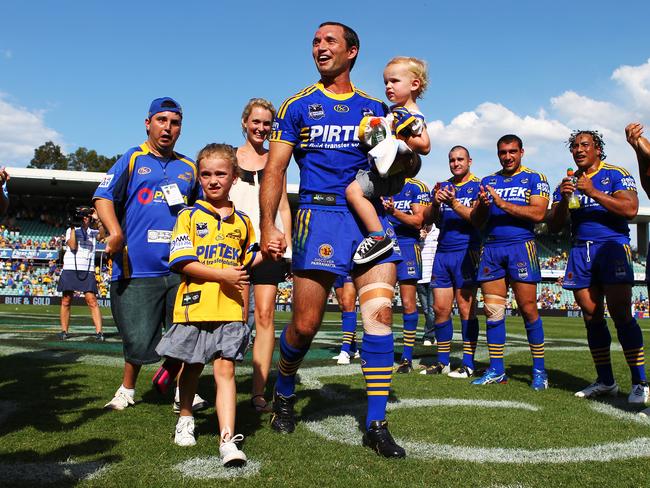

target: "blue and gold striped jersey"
[437,175,481,252]
[481,166,549,246]
[93,142,199,280]
[169,200,257,323]
[552,162,636,244]
[388,178,430,242]
[270,82,388,206]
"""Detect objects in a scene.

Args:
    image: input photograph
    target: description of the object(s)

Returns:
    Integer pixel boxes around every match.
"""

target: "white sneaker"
[104,388,135,410]
[174,416,196,447]
[628,383,649,405]
[220,434,247,467]
[423,339,433,347]
[336,351,351,365]
[574,380,619,399]
[173,393,210,414]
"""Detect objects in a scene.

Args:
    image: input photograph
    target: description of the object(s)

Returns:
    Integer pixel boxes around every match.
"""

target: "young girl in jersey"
[346,56,431,264]
[155,143,280,467]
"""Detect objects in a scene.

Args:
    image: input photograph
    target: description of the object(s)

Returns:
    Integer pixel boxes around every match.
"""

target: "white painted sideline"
[303,398,650,463]
[174,457,261,479]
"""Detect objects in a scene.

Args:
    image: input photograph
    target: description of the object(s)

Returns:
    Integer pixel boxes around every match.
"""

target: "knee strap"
[358,283,394,335]
[484,294,506,321]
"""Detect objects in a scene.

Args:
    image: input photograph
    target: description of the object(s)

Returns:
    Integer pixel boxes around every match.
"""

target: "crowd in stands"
[540,252,568,270]
[537,285,562,309]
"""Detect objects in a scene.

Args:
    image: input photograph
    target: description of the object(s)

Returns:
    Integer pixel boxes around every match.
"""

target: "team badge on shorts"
[195,222,208,238]
[319,244,334,259]
[518,266,529,280]
[182,291,201,306]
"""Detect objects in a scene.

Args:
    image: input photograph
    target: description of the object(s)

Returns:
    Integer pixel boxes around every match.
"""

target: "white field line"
[303,399,650,463]
[174,457,261,479]
[590,401,650,425]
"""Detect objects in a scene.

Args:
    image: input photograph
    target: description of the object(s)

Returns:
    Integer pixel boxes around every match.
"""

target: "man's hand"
[382,196,395,215]
[104,232,124,255]
[437,185,456,205]
[484,185,505,209]
[626,122,644,151]
[261,225,286,261]
[219,266,249,291]
[0,167,9,186]
[558,177,577,201]
[575,173,595,197]
[477,185,491,208]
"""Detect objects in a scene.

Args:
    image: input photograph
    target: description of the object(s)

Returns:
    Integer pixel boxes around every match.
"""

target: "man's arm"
[546,179,571,233]
[94,198,124,254]
[278,173,293,253]
[470,185,491,228]
[576,174,638,220]
[383,200,426,229]
[625,122,650,197]
[259,141,293,259]
[485,186,547,223]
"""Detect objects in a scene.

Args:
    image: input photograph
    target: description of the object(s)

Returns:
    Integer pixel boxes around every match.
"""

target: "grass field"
[1,304,650,487]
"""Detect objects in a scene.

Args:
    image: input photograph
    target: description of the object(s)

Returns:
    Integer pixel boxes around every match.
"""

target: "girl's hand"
[219,266,249,291]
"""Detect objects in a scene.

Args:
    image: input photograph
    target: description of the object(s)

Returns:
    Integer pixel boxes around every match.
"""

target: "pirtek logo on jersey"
[196,244,240,261]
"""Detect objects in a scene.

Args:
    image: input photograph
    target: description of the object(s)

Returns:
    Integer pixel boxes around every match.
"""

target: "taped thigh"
[358,282,394,335]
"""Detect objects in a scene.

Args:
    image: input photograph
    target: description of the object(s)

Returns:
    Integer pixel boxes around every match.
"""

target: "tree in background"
[28,141,120,172]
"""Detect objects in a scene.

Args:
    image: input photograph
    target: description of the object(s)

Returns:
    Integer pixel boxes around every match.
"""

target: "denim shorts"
[110,274,181,365]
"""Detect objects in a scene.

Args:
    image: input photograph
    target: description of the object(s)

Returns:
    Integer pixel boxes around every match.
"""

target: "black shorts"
[251,259,287,286]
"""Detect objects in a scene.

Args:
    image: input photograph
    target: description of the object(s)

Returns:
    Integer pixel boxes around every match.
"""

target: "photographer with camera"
[57,207,105,341]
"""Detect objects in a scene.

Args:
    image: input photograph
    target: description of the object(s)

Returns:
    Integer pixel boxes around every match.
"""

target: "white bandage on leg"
[483,294,506,321]
[358,283,394,335]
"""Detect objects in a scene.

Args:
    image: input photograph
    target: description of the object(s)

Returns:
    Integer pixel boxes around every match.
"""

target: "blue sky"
[2,0,650,197]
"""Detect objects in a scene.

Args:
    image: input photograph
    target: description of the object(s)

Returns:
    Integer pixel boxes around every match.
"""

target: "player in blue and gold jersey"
[384,178,430,373]
[260,22,405,457]
[94,97,205,412]
[548,130,647,405]
[421,146,481,378]
[471,134,549,390]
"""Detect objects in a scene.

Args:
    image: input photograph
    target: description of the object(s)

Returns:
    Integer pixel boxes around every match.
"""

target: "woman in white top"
[230,98,292,412]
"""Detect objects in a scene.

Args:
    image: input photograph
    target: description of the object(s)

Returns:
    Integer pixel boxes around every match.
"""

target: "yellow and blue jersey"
[93,142,199,280]
[270,82,388,206]
[481,166,549,246]
[388,178,430,243]
[552,162,636,244]
[169,200,257,323]
[437,175,481,252]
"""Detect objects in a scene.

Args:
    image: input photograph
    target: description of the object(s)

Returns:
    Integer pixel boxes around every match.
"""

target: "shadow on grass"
[0,350,123,485]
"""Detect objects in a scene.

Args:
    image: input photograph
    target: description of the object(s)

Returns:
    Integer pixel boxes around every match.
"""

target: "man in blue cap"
[94,97,206,411]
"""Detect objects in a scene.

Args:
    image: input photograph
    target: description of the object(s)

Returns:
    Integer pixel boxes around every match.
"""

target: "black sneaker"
[95,332,105,342]
[362,420,406,458]
[57,331,68,340]
[419,362,450,375]
[270,391,296,434]
[395,359,412,374]
[353,235,394,265]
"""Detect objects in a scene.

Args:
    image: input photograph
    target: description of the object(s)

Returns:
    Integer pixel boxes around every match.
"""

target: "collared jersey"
[388,178,430,242]
[270,82,388,207]
[93,142,199,281]
[481,166,549,246]
[169,200,257,323]
[552,162,635,244]
[437,175,481,252]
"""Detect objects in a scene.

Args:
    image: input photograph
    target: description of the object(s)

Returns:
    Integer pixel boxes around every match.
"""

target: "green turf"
[0,305,649,487]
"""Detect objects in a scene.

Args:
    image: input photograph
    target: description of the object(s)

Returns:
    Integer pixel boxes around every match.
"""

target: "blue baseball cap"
[148,97,183,119]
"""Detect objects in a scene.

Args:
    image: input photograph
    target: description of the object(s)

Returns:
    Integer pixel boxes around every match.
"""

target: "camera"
[66,206,93,228]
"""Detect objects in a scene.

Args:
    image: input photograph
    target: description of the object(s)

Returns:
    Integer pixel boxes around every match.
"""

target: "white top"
[418,225,439,284]
[229,171,284,240]
[62,227,99,271]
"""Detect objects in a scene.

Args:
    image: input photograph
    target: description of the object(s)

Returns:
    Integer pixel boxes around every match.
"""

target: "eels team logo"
[318,244,334,259]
